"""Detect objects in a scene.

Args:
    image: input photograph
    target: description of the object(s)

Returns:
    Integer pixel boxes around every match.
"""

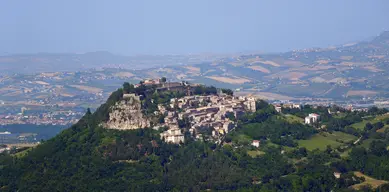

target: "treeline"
[283,105,389,137]
[232,101,317,147]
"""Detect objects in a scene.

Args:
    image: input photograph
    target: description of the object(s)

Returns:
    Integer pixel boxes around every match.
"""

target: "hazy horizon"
[1,0,389,55]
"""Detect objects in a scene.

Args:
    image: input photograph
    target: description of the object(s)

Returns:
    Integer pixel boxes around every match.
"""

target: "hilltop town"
[104,78,256,144]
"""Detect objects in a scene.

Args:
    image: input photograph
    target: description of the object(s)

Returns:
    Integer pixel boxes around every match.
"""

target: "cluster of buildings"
[272,103,321,125]
[0,131,37,145]
[159,95,256,144]
[273,103,302,113]
[159,127,185,144]
[134,78,196,95]
[135,78,163,87]
[0,110,82,126]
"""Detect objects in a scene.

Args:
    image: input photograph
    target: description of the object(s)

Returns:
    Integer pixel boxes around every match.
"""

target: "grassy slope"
[247,150,265,158]
[283,114,304,124]
[11,147,34,158]
[298,132,357,151]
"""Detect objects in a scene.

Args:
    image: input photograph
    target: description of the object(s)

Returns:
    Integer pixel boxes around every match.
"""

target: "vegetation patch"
[232,134,252,145]
[247,150,265,158]
[351,171,389,190]
[351,113,389,130]
[283,114,304,124]
[11,147,34,158]
[376,125,389,133]
[298,132,356,151]
[359,139,385,149]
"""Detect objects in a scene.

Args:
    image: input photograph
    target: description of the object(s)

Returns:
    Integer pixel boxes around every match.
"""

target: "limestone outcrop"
[105,94,150,130]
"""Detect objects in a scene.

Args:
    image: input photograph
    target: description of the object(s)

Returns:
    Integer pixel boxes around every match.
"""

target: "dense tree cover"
[221,88,234,96]
[344,141,389,181]
[366,106,389,116]
[325,113,363,136]
[235,102,316,147]
[194,85,218,95]
[237,118,316,147]
[2,84,389,191]
[0,116,301,191]
[282,105,331,120]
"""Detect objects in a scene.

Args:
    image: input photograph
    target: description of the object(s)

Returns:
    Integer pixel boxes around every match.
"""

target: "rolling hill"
[138,31,389,100]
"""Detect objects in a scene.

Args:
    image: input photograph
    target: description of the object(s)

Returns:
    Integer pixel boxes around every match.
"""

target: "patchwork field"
[347,90,378,97]
[34,81,50,85]
[69,85,103,94]
[206,76,251,84]
[250,92,295,100]
[298,132,357,151]
[247,65,270,73]
[269,71,307,80]
[340,56,354,60]
[259,60,280,67]
[351,171,389,190]
[113,72,135,78]
[363,66,384,72]
[184,66,201,73]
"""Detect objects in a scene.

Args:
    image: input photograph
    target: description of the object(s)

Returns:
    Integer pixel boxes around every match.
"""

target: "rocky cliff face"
[105,95,151,130]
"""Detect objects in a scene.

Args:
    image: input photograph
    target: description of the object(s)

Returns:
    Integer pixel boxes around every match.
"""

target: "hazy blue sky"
[1,0,389,55]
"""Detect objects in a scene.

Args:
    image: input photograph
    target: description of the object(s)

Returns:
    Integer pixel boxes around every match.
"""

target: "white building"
[160,128,185,144]
[305,113,320,124]
[274,105,282,113]
[292,104,301,109]
[252,140,260,147]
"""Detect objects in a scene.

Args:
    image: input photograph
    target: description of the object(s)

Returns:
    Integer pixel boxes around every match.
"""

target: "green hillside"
[2,84,389,191]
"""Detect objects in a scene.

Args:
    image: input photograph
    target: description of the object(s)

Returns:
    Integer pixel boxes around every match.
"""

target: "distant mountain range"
[1,31,389,100]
